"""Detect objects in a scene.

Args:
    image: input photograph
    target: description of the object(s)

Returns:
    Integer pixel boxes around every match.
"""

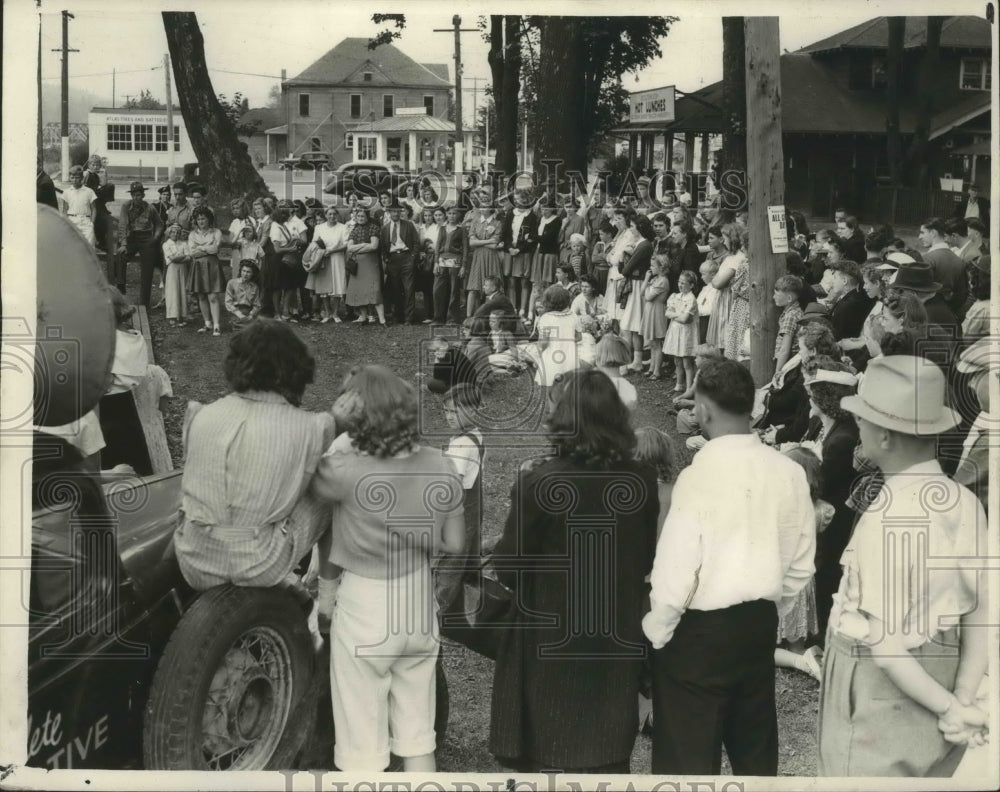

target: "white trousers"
[330,567,439,770]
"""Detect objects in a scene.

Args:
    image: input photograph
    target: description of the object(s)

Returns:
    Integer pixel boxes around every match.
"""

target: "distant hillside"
[41,83,108,125]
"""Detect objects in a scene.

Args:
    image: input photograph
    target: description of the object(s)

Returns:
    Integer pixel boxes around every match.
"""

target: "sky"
[37,0,990,127]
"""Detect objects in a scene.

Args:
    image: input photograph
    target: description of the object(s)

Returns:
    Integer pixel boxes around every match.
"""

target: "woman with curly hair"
[187,205,226,335]
[345,206,385,325]
[710,223,746,356]
[490,369,659,773]
[173,320,338,593]
[311,365,465,772]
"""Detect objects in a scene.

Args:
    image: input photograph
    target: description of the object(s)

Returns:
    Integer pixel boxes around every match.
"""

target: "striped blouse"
[181,391,335,528]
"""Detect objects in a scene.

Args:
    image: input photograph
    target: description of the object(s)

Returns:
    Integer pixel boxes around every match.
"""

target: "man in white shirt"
[643,358,815,776]
[61,165,98,246]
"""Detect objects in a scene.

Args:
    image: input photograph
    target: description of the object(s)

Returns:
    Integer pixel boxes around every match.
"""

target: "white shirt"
[388,220,408,252]
[62,184,96,216]
[286,215,308,239]
[829,459,986,649]
[228,217,250,241]
[312,221,348,252]
[510,208,531,246]
[108,329,150,395]
[964,199,981,220]
[642,433,815,648]
[697,283,718,318]
[162,238,190,265]
[444,429,483,489]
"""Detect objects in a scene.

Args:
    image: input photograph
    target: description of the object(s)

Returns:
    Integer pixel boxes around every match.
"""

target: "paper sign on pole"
[767,205,788,254]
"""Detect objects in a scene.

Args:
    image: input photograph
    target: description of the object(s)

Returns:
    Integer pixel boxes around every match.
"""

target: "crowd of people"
[42,157,994,778]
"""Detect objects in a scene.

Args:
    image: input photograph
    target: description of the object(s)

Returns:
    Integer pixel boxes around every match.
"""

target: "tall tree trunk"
[488,15,521,178]
[885,17,905,187]
[721,17,748,206]
[162,12,268,204]
[902,16,944,187]
[534,17,588,189]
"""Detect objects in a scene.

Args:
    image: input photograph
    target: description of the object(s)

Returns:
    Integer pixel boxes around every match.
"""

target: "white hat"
[840,355,959,435]
[956,336,997,375]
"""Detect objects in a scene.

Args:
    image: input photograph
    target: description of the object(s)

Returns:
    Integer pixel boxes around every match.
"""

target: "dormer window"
[363,72,373,82]
[960,58,991,91]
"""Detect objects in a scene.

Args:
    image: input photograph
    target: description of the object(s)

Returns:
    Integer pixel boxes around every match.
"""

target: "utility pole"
[434,15,478,187]
[164,54,175,182]
[112,68,116,108]
[52,10,78,182]
[465,76,488,170]
[37,24,43,156]
[744,17,785,386]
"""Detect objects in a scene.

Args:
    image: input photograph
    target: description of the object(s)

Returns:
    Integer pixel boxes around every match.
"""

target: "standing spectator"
[662,270,699,391]
[773,275,805,373]
[162,223,192,327]
[953,183,990,230]
[643,358,815,775]
[465,190,505,319]
[589,221,614,297]
[528,203,563,324]
[826,260,874,341]
[502,187,539,315]
[619,214,656,373]
[919,217,969,320]
[310,204,349,324]
[345,206,385,325]
[640,256,671,380]
[433,205,468,326]
[962,255,991,341]
[187,206,226,336]
[696,258,720,346]
[710,224,745,356]
[380,200,421,325]
[490,370,659,774]
[36,157,59,210]
[60,165,98,246]
[116,181,163,304]
[251,199,277,317]
[819,355,988,777]
[225,199,252,272]
[166,181,193,238]
[312,365,465,772]
[722,236,752,361]
[269,206,306,323]
[835,214,866,264]
[83,154,115,257]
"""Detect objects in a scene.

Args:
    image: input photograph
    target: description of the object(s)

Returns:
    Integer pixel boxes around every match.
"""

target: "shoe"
[647,373,662,381]
[368,316,377,324]
[802,646,823,682]
[196,324,211,334]
[288,316,299,324]
[212,327,221,337]
[422,318,434,324]
[319,316,331,324]
[332,315,342,324]
[352,316,366,324]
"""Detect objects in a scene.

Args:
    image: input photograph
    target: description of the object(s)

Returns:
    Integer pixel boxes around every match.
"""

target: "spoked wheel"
[144,586,314,770]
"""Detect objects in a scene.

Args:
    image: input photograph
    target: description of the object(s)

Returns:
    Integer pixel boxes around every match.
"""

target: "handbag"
[346,255,358,276]
[301,242,326,273]
[616,277,633,308]
[438,557,515,661]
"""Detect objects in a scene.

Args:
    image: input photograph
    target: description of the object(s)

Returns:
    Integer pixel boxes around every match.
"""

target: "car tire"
[143,585,315,771]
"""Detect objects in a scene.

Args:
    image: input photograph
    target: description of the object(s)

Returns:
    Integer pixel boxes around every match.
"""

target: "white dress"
[309,222,349,295]
[604,227,640,323]
[524,309,579,386]
[62,185,97,246]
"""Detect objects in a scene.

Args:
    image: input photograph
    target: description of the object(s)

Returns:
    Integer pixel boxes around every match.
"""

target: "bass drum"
[34,205,116,426]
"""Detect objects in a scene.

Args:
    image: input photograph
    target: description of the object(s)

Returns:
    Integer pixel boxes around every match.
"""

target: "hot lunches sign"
[628,86,676,124]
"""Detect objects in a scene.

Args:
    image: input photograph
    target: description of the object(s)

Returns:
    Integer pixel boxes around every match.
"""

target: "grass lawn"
[135,265,820,776]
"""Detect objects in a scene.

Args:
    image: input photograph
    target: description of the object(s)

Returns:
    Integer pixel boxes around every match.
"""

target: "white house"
[87,107,195,181]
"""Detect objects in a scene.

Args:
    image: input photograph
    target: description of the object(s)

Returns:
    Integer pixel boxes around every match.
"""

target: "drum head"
[35,205,115,426]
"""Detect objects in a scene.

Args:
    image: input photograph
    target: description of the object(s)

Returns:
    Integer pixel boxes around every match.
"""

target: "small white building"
[87,107,195,181]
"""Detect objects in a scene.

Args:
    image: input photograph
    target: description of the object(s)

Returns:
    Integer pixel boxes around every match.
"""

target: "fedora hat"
[797,301,831,326]
[129,181,147,194]
[841,355,959,435]
[890,262,941,293]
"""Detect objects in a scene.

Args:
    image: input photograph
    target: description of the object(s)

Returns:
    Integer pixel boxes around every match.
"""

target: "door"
[355,136,377,161]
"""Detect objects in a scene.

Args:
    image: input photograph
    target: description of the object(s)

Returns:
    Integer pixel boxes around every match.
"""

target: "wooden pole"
[164,54,175,183]
[744,17,785,386]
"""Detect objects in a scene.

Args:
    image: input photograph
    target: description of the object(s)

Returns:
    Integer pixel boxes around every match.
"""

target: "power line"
[41,65,161,81]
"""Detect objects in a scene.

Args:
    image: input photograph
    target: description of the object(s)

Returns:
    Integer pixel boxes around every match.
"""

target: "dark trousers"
[115,233,158,306]
[383,252,416,323]
[433,267,464,323]
[651,599,779,776]
[416,265,435,320]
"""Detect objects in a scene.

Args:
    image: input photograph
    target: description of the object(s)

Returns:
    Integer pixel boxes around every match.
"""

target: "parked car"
[279,152,334,171]
[26,208,449,771]
[323,161,405,202]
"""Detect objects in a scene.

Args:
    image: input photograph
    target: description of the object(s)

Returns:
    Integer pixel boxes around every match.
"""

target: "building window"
[154,125,180,152]
[107,123,132,151]
[356,136,377,160]
[871,57,887,89]
[345,133,354,149]
[383,95,394,118]
[134,124,154,151]
[350,94,362,119]
[960,58,991,91]
[310,137,322,152]
[423,95,434,115]
[299,93,311,116]
[386,136,402,162]
[363,72,373,82]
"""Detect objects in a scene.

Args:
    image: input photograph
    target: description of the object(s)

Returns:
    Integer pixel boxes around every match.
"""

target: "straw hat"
[840,355,960,435]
